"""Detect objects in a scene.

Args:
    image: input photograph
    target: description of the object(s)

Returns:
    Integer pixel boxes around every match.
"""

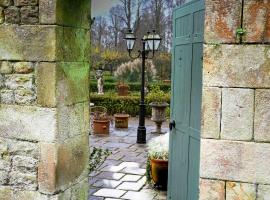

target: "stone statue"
[96,69,104,95]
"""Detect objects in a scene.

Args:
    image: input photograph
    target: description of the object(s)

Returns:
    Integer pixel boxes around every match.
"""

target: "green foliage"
[153,52,172,80]
[147,85,170,104]
[90,92,170,116]
[90,81,171,93]
[89,147,111,173]
[91,47,129,71]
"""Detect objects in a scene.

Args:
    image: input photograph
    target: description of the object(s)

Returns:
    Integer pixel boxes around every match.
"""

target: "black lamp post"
[124,29,161,144]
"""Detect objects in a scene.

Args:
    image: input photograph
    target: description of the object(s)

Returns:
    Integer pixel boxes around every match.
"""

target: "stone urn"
[114,114,129,128]
[150,102,169,134]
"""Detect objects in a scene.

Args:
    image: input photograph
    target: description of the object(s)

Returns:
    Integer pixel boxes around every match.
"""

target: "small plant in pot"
[92,106,110,135]
[147,85,169,134]
[147,133,169,190]
[116,81,129,96]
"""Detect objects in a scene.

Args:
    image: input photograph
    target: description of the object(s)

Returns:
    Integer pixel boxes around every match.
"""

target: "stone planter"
[151,159,168,190]
[150,102,169,134]
[114,114,129,128]
[93,119,110,135]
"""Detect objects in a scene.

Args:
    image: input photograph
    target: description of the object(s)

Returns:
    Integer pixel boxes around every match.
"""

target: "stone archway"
[0,0,91,199]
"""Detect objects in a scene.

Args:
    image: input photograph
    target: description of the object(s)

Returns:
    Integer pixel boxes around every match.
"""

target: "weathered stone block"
[14,89,36,105]
[0,61,13,74]
[56,134,89,191]
[258,184,270,200]
[5,74,34,90]
[199,179,225,200]
[0,137,8,155]
[39,135,89,194]
[56,62,90,105]
[200,139,270,184]
[4,6,20,24]
[38,143,57,194]
[8,139,39,158]
[14,0,38,6]
[39,0,56,24]
[57,27,90,62]
[221,88,254,141]
[0,0,11,7]
[255,90,270,142]
[0,186,48,200]
[204,0,242,43]
[243,0,270,43]
[12,155,37,173]
[14,62,34,74]
[201,87,221,139]
[0,25,56,61]
[9,171,37,190]
[0,105,57,142]
[36,62,56,107]
[0,159,10,171]
[226,182,256,200]
[0,74,4,88]
[21,6,39,24]
[56,0,90,29]
[0,90,15,104]
[0,7,4,24]
[203,45,270,88]
[0,170,8,184]
[57,102,90,141]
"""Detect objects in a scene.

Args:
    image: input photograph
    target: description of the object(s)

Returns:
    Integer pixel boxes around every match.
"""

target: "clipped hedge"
[90,81,171,93]
[90,92,170,116]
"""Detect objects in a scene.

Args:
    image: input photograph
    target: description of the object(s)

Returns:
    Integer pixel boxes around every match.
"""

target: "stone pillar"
[0,0,90,199]
[200,0,270,199]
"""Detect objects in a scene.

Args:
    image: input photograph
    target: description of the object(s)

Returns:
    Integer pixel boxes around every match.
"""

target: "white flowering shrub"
[114,59,157,82]
[147,132,169,160]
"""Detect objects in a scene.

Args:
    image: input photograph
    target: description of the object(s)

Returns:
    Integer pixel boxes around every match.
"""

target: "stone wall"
[0,0,90,199]
[200,0,270,199]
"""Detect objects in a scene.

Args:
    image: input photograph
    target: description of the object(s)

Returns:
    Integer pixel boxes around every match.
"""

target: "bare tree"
[109,6,122,48]
[91,16,108,49]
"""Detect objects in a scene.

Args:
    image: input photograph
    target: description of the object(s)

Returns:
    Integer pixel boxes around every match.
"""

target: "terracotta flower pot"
[150,159,168,189]
[93,119,110,135]
[117,84,129,96]
[163,80,171,84]
[114,114,129,128]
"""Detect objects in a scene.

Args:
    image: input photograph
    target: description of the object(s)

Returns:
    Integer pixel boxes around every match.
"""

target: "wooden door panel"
[169,1,204,199]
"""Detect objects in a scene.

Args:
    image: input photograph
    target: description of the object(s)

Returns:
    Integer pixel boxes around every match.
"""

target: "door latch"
[169,120,176,131]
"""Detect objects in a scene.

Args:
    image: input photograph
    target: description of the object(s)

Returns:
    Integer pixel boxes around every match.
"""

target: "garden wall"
[200,0,270,199]
[0,0,90,199]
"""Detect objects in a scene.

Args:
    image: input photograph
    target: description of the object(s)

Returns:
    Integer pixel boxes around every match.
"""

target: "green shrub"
[90,92,170,116]
[90,82,171,93]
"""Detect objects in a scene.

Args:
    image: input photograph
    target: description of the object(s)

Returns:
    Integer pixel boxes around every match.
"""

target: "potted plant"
[147,133,169,190]
[114,113,130,128]
[92,106,110,135]
[147,85,169,134]
[116,82,129,96]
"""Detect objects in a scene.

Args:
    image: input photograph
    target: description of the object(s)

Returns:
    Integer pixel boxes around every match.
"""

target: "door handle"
[169,120,176,131]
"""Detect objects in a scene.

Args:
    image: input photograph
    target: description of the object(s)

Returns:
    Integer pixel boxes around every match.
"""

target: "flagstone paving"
[89,117,168,200]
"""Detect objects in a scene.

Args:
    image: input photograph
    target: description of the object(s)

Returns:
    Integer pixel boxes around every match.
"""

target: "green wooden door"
[168,1,204,200]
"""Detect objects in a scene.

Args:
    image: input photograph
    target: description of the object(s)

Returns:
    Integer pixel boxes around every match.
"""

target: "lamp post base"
[137,126,146,144]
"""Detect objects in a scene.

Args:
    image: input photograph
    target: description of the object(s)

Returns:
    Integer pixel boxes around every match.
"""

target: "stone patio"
[89,117,168,200]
